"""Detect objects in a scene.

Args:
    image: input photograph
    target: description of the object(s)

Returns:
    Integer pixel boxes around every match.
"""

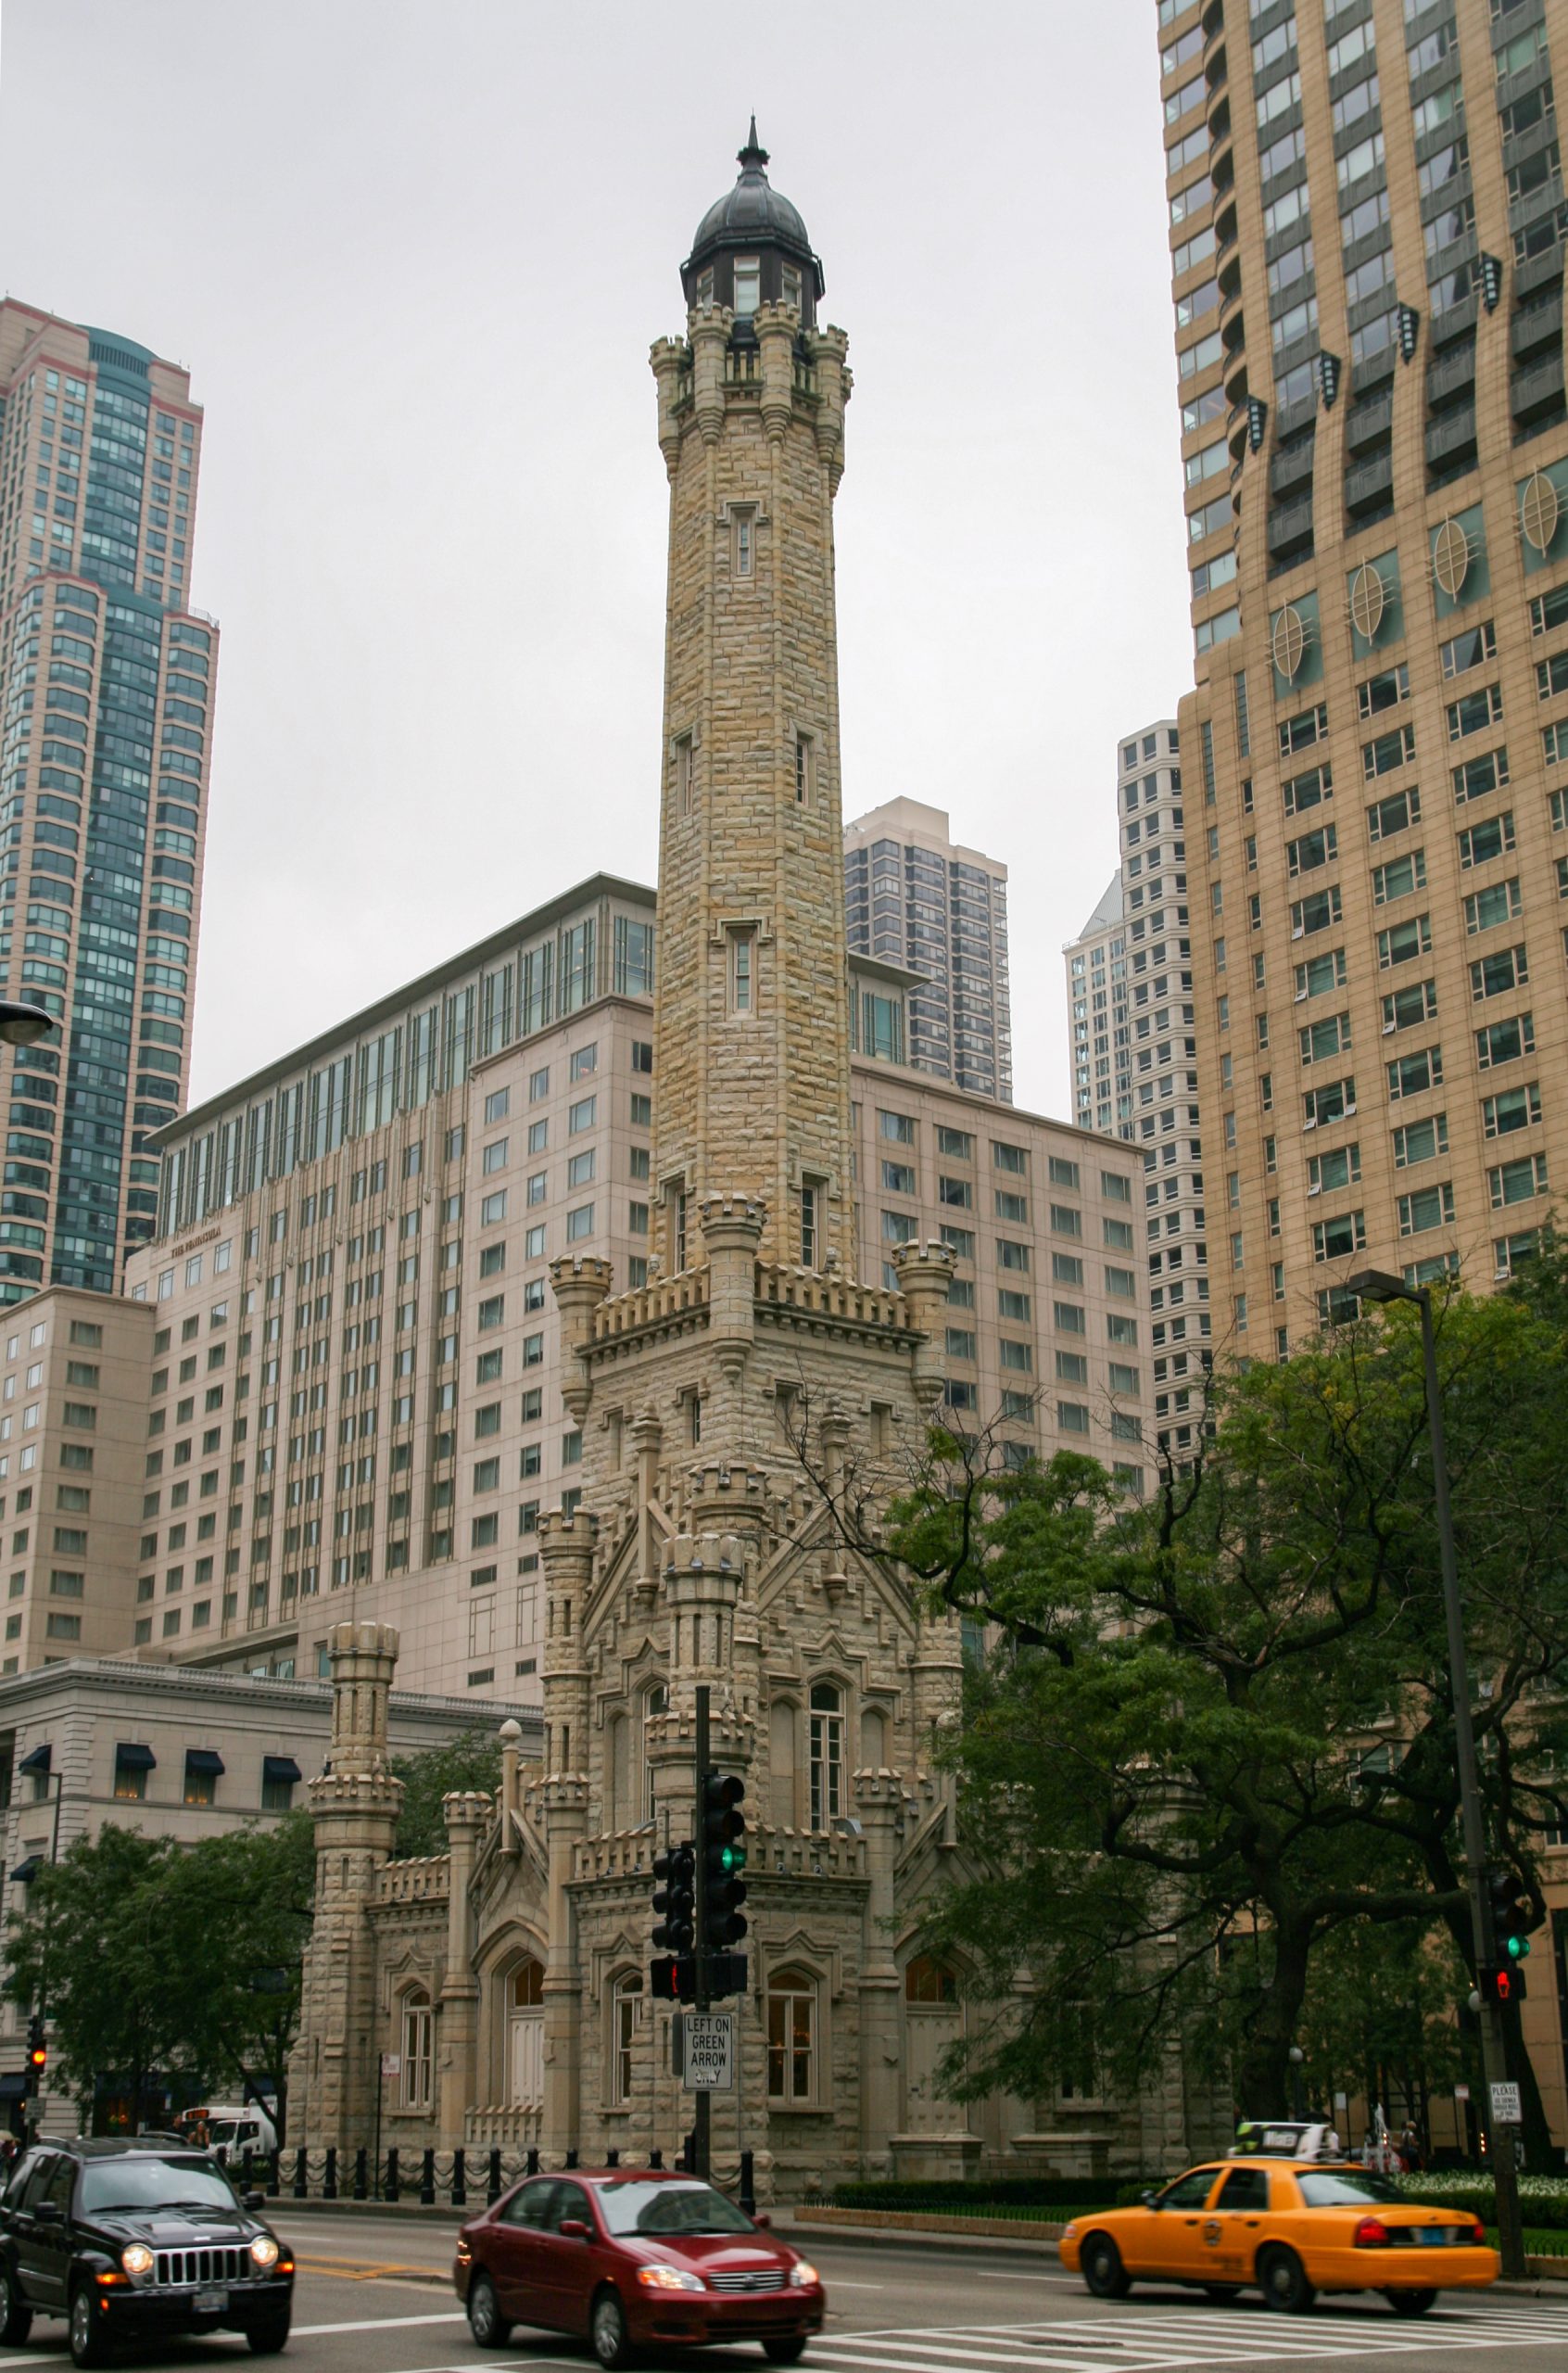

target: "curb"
[796,2207,1066,2244]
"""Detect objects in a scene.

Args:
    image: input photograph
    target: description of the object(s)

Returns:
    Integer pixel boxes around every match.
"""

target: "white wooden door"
[510,2010,544,2106]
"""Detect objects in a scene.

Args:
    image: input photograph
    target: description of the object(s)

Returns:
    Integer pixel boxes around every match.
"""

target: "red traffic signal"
[1478,1965,1527,2006]
[26,2045,44,2073]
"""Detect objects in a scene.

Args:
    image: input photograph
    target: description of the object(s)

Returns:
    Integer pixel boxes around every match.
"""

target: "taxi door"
[1124,2166,1224,2277]
[1208,2163,1270,2278]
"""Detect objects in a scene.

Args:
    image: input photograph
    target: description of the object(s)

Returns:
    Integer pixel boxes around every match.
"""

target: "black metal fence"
[239,2144,756,2216]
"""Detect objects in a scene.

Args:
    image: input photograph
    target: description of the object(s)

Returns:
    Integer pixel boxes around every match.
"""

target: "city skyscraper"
[1163,3,1568,1346]
[843,797,1013,1099]
[0,303,215,1301]
[1066,718,1212,1463]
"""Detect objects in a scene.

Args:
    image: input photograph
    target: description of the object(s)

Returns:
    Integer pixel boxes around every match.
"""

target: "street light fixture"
[0,1001,56,1049]
[1346,1267,1524,2278]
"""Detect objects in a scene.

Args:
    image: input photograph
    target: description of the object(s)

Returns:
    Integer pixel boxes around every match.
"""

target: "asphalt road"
[4,2213,1566,2373]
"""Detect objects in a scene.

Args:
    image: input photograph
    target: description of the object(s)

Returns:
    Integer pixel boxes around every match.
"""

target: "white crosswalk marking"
[801,2302,1568,2373]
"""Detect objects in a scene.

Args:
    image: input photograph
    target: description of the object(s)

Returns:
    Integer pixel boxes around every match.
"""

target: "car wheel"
[1081,2233,1132,2300]
[1385,2289,1437,2318]
[763,2342,808,2365]
[1202,2286,1242,2304]
[1257,2246,1315,2316]
[465,2273,512,2349]
[0,2266,32,2346]
[590,2286,636,2370]
[69,2282,110,2369]
[247,2308,292,2354]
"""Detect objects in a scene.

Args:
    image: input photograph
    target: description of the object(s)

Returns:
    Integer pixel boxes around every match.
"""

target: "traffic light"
[1485,1866,1536,1970]
[25,2013,45,2091]
[650,1955,696,2004]
[699,1770,748,2000]
[1478,1964,1527,2006]
[652,1842,695,1954]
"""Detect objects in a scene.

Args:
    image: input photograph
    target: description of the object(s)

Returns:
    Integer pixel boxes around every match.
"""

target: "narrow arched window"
[643,1682,667,1823]
[400,1987,433,2112]
[766,1965,816,2104]
[808,1681,843,1829]
[611,1970,643,2106]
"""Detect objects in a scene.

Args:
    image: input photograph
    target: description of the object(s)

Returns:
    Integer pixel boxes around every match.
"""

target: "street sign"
[380,2054,401,2078]
[1454,2083,1471,2102]
[1489,2080,1522,2126]
[677,2011,736,2091]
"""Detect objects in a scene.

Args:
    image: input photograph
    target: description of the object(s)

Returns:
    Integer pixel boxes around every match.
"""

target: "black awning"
[7,1858,41,1884]
[0,2073,28,2100]
[262,1757,301,1783]
[17,1745,50,1775]
[114,1743,156,1770]
[184,1749,224,1776]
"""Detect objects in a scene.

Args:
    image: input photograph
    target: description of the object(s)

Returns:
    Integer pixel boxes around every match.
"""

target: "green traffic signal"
[1505,1934,1531,1961]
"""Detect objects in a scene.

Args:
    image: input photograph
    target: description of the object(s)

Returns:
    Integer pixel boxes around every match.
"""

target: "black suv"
[0,2136,294,2365]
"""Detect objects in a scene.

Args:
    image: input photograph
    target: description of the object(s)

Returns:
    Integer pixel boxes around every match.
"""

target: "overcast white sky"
[0,0,1192,1121]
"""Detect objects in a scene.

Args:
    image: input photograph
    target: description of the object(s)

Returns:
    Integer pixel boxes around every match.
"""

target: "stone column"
[436,1791,489,2147]
[537,1508,596,2159]
[854,1768,905,2172]
[891,1239,957,1415]
[292,1623,404,2151]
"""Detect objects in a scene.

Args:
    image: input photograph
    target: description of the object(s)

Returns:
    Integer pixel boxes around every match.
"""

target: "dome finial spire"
[739,116,768,171]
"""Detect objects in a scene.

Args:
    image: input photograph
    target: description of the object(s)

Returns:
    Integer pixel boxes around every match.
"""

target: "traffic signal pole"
[692,1682,712,2183]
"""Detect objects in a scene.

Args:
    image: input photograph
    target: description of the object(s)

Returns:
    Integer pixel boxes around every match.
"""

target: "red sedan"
[453,2167,825,2367]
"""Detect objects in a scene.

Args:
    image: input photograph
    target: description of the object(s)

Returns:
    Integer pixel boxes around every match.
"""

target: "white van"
[204,2104,278,2165]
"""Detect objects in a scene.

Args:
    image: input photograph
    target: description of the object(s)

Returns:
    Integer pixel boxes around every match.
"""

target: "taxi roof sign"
[1233,2119,1339,2161]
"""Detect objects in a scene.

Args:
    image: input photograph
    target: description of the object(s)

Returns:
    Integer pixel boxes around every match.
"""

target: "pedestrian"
[1398,2120,1423,2173]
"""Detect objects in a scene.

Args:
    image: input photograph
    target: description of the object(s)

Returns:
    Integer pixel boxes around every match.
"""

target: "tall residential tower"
[0,304,215,1301]
[1164,0,1568,1341]
[843,798,1013,1098]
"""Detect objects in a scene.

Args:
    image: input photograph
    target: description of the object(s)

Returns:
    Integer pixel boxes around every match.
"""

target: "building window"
[643,1681,667,1821]
[808,1680,844,1829]
[801,1181,821,1269]
[113,1745,154,1802]
[510,1959,545,2107]
[611,1969,642,2107]
[400,1989,434,2111]
[183,1749,222,1808]
[677,736,694,816]
[733,258,760,316]
[261,1756,299,1813]
[730,930,754,1014]
[766,1966,816,2104]
[795,733,814,805]
[733,508,756,578]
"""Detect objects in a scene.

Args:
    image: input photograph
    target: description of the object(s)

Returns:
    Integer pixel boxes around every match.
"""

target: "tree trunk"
[1235,1922,1312,2115]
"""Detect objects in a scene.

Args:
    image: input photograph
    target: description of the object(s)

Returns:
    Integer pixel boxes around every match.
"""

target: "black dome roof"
[684,121,823,291]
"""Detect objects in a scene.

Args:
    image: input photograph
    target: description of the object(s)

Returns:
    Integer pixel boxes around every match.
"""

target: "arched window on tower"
[399,1987,433,2113]
[611,1970,643,2107]
[766,1965,817,2104]
[808,1681,844,1830]
[643,1682,668,1823]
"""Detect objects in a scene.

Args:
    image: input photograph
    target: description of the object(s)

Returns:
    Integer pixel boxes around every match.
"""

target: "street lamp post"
[1287,2044,1306,2123]
[1347,1268,1525,2278]
[0,1003,57,1051]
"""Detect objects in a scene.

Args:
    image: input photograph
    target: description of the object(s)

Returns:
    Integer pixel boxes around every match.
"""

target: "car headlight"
[637,2264,705,2292]
[120,2245,155,2279]
[1061,2223,1079,2241]
[788,2261,820,2289]
[249,2236,280,2271]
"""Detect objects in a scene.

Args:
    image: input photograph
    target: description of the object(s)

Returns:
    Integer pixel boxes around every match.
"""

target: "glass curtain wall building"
[1163,0,1568,1344]
[0,302,215,1302]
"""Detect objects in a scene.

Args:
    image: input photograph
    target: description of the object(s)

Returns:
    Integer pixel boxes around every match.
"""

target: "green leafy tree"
[6,1816,315,2138]
[390,1728,502,1858]
[873,1257,1568,2146]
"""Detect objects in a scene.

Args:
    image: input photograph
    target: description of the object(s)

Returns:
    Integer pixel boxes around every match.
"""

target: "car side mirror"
[557,2218,591,2240]
[33,2202,61,2226]
[244,2192,265,2212]
[753,2214,771,2229]
[1141,2190,1157,2208]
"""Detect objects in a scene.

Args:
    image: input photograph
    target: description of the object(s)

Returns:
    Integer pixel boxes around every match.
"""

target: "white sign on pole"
[1454,2083,1471,2102]
[678,2012,736,2092]
[1489,2080,1522,2126]
[380,2053,401,2078]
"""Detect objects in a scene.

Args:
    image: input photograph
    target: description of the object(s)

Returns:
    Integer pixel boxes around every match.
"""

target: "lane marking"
[290,2308,470,2335]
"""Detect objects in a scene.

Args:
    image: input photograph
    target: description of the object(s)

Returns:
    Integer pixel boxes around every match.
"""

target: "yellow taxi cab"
[1059,2147,1498,2316]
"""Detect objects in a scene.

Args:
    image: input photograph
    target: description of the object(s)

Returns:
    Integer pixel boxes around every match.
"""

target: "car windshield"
[593,2180,758,2238]
[78,2157,240,2215]
[1296,2170,1406,2207]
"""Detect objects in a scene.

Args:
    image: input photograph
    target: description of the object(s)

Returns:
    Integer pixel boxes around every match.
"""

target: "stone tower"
[649,123,855,1275]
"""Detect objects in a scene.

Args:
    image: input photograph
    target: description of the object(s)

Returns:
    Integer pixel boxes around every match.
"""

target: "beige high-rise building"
[0,304,216,1300]
[1163,0,1568,1343]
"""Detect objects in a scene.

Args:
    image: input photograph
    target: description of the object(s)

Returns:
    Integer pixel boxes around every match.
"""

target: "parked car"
[0,2135,295,2365]
[453,2167,824,2366]
[204,2110,278,2168]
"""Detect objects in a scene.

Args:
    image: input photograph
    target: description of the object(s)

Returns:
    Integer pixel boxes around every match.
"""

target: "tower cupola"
[681,121,824,327]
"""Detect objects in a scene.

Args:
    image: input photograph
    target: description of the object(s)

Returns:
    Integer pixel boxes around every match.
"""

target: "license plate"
[193,2288,228,2314]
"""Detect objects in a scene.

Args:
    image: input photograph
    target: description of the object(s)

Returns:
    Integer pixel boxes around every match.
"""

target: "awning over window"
[17,1745,50,1776]
[8,1858,41,1884]
[262,1757,301,1784]
[0,2073,28,2100]
[184,1749,224,1776]
[114,1743,156,1770]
